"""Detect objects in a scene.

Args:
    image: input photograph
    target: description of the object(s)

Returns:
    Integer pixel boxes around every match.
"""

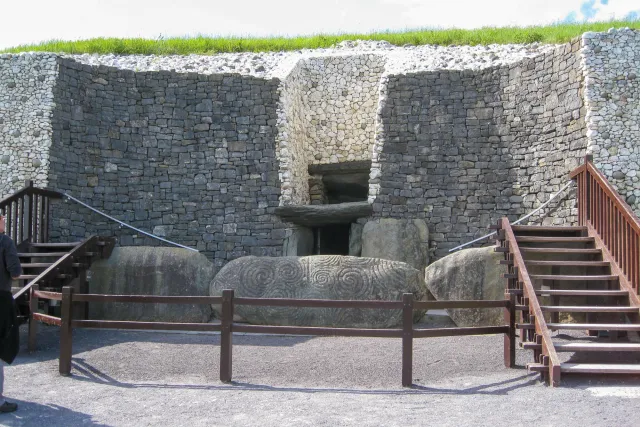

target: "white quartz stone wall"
[0,53,58,197]
[276,60,310,206]
[301,55,386,164]
[582,28,640,211]
[275,54,386,205]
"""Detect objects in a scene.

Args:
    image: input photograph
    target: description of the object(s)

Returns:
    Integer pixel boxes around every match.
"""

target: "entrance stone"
[210,255,431,328]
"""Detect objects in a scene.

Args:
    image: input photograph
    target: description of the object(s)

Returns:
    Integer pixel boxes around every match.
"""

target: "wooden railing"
[30,287,516,387]
[0,180,62,245]
[497,217,561,386]
[570,155,640,297]
[13,236,115,301]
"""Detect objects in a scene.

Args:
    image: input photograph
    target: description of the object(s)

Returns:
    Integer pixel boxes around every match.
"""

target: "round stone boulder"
[89,247,215,323]
[424,246,505,327]
[210,255,430,328]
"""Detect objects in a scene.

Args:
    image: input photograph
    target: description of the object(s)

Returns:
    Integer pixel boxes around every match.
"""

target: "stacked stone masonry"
[0,53,58,192]
[1,31,639,265]
[582,28,640,211]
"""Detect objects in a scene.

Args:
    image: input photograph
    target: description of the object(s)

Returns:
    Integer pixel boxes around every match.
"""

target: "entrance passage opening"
[308,161,371,205]
[313,223,351,255]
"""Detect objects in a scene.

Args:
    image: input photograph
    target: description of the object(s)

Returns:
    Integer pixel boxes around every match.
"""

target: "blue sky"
[1,0,639,49]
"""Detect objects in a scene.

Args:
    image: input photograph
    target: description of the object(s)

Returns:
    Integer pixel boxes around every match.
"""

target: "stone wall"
[302,55,386,164]
[505,39,586,226]
[371,40,586,259]
[47,58,287,266]
[3,33,640,266]
[582,28,640,210]
[276,60,309,206]
[371,67,515,260]
[0,53,58,195]
[276,54,386,206]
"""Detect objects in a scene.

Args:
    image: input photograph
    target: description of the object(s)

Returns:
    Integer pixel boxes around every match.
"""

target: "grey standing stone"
[89,247,215,322]
[424,246,505,327]
[361,218,429,273]
[283,227,314,256]
[348,223,363,256]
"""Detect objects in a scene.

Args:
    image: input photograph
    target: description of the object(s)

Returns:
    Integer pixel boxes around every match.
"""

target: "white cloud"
[581,0,640,21]
[0,0,637,50]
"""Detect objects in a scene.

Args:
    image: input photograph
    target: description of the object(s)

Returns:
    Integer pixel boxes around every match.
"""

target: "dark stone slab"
[275,201,373,227]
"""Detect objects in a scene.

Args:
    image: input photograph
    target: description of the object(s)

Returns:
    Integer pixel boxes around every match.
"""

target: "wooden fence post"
[220,289,234,383]
[504,291,516,367]
[59,286,74,376]
[28,285,39,352]
[402,293,414,387]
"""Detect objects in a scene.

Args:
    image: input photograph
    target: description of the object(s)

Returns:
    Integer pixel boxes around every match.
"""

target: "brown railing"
[570,155,640,298]
[497,217,561,386]
[13,236,114,300]
[31,287,516,387]
[0,180,62,245]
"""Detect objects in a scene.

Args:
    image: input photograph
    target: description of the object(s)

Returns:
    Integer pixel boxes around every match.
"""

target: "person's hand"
[12,276,21,280]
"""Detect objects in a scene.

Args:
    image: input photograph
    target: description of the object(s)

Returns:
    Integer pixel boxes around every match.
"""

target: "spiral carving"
[237,258,276,297]
[210,255,426,328]
[332,266,373,299]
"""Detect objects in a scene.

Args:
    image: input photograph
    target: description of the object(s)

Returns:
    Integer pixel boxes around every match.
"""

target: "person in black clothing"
[0,214,21,413]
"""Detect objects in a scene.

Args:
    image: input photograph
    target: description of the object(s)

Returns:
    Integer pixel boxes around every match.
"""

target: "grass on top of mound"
[2,21,640,55]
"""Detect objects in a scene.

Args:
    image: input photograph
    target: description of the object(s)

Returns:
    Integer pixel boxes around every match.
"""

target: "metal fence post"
[28,285,39,352]
[220,289,234,383]
[402,293,414,387]
[504,291,516,367]
[59,286,74,376]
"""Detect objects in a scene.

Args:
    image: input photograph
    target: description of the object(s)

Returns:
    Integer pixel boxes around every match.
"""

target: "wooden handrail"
[13,236,104,300]
[571,155,640,294]
[0,180,63,244]
[500,217,562,386]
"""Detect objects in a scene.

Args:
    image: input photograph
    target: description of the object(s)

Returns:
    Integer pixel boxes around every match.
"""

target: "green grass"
[2,21,640,55]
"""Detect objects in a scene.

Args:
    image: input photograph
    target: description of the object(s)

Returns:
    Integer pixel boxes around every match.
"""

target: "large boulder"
[361,218,429,272]
[210,255,431,328]
[89,247,215,323]
[424,246,505,327]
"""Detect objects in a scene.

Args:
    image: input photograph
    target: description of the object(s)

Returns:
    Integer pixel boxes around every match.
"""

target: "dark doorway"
[323,172,369,204]
[308,161,371,205]
[314,223,351,255]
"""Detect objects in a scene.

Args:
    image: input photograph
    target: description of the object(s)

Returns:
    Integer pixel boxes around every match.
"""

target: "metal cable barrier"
[63,193,199,252]
[448,181,574,253]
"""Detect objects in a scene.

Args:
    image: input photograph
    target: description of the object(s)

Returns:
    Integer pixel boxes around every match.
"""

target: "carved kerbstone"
[210,255,431,328]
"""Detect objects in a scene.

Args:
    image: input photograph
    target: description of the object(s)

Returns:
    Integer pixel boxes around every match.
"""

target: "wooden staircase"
[12,238,116,324]
[1,181,115,322]
[495,156,640,386]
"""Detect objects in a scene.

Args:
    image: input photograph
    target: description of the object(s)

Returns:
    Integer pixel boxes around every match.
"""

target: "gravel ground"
[1,322,640,427]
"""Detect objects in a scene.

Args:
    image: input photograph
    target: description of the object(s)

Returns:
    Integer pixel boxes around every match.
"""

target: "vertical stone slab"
[361,218,429,272]
[283,227,314,256]
[348,222,363,256]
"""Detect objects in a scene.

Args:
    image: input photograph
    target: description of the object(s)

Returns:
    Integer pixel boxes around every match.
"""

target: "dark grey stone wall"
[48,58,287,267]
[504,39,586,226]
[371,40,586,260]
